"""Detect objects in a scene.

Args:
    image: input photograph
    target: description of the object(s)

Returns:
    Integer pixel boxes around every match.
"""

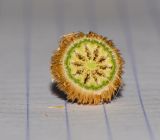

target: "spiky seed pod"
[50,32,124,105]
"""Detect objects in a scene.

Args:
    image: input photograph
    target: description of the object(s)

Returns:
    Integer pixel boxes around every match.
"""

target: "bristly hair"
[50,31,124,105]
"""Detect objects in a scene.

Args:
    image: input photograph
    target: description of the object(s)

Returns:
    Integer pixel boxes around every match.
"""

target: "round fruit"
[50,32,124,104]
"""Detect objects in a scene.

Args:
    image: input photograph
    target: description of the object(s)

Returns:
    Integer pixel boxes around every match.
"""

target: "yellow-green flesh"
[65,38,116,90]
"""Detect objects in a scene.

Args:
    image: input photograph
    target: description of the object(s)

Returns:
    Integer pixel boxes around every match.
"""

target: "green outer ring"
[65,38,116,90]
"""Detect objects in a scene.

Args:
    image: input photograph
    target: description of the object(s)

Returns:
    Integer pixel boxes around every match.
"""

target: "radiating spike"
[74,69,84,75]
[74,51,86,61]
[93,46,99,61]
[72,61,83,66]
[98,56,106,63]
[95,69,105,77]
[85,46,92,60]
[92,71,98,83]
[99,65,112,70]
[84,73,90,84]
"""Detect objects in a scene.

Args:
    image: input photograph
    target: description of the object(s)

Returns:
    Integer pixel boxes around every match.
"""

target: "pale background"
[0,0,160,140]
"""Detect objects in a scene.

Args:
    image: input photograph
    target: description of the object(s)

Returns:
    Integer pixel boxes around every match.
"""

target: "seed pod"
[50,32,124,104]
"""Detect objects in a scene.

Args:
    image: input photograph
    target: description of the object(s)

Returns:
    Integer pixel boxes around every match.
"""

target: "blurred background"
[0,0,160,140]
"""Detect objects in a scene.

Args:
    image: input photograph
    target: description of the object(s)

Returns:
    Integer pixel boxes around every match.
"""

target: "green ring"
[65,38,116,90]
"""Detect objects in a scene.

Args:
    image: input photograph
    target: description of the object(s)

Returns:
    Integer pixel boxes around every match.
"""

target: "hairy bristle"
[50,31,124,105]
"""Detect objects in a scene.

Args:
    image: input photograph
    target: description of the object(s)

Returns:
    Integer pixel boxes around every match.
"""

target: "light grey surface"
[0,0,160,140]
